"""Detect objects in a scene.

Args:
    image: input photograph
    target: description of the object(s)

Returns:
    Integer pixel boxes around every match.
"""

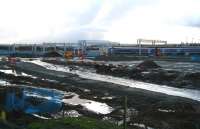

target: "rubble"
[136,60,161,69]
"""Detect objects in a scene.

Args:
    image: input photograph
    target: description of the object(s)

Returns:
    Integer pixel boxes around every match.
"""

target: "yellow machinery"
[64,51,73,59]
[64,49,83,59]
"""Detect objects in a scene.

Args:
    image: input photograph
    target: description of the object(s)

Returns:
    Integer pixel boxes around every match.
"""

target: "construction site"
[0,39,200,129]
[0,39,200,60]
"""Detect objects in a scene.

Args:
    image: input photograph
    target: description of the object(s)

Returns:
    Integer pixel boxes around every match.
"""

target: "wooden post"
[62,102,65,118]
[196,124,199,129]
[62,109,65,118]
[123,96,127,129]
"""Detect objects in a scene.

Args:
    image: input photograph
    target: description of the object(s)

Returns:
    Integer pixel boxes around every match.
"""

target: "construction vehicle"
[64,49,84,60]
[64,51,73,59]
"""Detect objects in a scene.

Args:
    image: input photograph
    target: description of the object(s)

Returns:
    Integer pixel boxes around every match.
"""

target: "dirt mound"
[44,51,62,57]
[137,60,161,69]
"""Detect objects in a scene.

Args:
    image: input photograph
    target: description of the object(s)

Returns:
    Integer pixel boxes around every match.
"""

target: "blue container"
[4,86,64,114]
[191,55,200,62]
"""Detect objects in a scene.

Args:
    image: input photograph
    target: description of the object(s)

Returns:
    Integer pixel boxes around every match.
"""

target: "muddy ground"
[0,60,200,129]
[43,59,200,90]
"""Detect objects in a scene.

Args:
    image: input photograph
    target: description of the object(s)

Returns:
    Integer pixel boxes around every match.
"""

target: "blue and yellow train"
[109,47,200,56]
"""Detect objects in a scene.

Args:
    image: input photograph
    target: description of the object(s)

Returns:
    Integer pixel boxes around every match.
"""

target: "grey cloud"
[50,0,160,42]
[44,27,105,42]
[68,1,103,26]
[99,0,159,25]
[33,1,105,42]
[21,0,162,42]
[186,17,200,28]
[188,22,200,28]
[178,15,200,28]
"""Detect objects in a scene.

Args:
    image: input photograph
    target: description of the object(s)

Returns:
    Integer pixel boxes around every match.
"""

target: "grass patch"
[28,117,121,129]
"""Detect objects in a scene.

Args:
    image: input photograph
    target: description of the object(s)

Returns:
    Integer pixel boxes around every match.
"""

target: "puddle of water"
[107,61,142,66]
[42,79,59,83]
[156,61,200,73]
[25,60,69,72]
[77,72,200,101]
[83,101,113,114]
[0,80,10,86]
[0,69,36,78]
[21,72,36,78]
[0,70,17,75]
[63,93,113,114]
[65,110,81,117]
[29,60,200,102]
[52,110,82,119]
[158,109,175,113]
[32,114,50,119]
[132,123,154,129]
[101,96,114,100]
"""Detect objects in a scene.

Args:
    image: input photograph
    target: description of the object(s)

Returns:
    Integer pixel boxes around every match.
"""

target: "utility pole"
[137,39,142,56]
[123,96,127,129]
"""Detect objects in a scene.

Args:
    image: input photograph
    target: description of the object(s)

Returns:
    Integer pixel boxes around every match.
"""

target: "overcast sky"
[0,0,200,43]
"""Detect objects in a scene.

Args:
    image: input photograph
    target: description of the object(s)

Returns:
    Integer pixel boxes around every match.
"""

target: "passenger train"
[110,47,200,56]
